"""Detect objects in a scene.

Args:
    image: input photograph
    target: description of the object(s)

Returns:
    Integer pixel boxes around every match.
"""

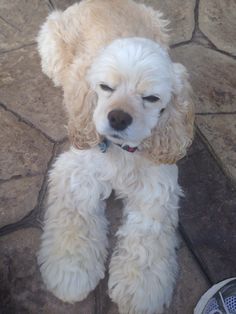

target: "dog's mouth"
[99,137,139,153]
[106,134,124,145]
[105,133,141,150]
[110,134,123,139]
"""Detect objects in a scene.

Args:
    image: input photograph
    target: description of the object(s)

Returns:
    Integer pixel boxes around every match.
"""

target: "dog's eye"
[100,84,114,92]
[143,95,160,102]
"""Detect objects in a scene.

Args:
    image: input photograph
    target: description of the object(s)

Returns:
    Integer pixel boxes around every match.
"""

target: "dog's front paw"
[39,248,106,303]
[39,256,104,303]
[38,222,108,303]
[108,248,177,314]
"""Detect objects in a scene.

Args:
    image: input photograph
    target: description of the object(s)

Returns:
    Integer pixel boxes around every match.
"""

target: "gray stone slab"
[196,114,236,183]
[164,240,209,314]
[0,107,53,180]
[178,135,236,283]
[171,44,236,113]
[0,228,96,314]
[0,0,50,53]
[0,176,43,228]
[137,0,196,45]
[199,0,236,56]
[51,0,79,10]
[0,46,67,141]
[55,139,70,155]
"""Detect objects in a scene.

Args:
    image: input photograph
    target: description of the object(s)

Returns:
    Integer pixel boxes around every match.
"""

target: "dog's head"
[38,10,194,164]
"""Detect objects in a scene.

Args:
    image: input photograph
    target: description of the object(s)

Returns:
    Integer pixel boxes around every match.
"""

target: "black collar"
[98,138,138,153]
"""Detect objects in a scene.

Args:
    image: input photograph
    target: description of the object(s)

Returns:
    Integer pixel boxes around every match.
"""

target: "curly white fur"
[37,1,194,313]
[38,145,181,313]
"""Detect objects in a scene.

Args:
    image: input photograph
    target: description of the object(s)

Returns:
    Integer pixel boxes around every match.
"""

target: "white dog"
[37,1,194,313]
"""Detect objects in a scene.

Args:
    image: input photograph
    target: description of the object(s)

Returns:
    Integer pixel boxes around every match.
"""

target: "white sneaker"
[194,278,236,314]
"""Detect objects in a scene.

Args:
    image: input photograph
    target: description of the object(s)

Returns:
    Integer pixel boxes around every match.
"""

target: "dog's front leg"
[109,172,180,314]
[38,148,112,303]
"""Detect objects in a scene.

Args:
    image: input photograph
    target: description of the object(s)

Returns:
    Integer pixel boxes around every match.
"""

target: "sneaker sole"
[194,277,236,314]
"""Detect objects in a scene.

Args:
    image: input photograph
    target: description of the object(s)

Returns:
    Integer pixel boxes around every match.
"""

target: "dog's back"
[61,0,169,60]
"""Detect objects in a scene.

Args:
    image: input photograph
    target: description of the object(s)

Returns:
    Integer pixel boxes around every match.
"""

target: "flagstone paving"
[0,0,235,313]
[0,46,66,141]
[199,0,236,56]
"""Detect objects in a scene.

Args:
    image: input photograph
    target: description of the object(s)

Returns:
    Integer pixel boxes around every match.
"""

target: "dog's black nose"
[108,110,133,131]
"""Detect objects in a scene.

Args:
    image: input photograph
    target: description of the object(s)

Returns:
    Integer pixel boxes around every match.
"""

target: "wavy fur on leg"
[109,214,179,314]
[109,165,182,314]
[38,148,112,302]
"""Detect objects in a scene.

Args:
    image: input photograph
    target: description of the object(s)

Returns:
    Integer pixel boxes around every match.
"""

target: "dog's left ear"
[141,63,194,164]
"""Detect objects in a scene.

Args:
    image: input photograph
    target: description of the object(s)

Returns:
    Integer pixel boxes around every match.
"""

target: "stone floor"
[0,0,235,313]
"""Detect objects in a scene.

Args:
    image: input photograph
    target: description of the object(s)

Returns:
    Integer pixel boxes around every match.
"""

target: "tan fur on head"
[141,64,194,164]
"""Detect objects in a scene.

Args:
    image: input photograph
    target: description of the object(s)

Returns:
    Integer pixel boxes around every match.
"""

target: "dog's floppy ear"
[65,80,102,150]
[142,63,194,164]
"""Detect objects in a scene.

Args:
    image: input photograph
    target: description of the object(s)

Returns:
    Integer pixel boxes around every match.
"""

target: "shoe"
[194,277,236,314]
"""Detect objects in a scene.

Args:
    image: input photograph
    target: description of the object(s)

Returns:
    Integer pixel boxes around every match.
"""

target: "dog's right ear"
[37,6,79,87]
[65,81,102,150]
